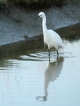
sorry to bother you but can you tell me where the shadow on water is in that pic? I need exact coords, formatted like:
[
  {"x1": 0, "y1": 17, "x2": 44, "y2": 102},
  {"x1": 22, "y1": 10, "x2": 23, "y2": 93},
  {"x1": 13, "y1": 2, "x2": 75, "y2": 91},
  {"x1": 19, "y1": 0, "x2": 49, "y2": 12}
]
[
  {"x1": 0, "y1": 37, "x2": 44, "y2": 61},
  {"x1": 36, "y1": 57, "x2": 64, "y2": 101}
]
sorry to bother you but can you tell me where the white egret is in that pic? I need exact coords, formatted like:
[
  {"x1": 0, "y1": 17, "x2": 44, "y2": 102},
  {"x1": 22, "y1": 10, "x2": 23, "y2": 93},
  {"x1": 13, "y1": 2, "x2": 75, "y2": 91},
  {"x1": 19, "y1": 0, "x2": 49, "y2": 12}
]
[{"x1": 35, "y1": 12, "x2": 63, "y2": 61}]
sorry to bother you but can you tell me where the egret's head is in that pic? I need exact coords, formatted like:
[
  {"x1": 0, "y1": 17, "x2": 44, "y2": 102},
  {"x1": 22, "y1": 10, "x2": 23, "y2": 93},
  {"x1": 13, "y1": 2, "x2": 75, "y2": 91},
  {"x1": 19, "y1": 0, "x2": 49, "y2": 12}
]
[
  {"x1": 38, "y1": 12, "x2": 45, "y2": 18},
  {"x1": 35, "y1": 12, "x2": 46, "y2": 21}
]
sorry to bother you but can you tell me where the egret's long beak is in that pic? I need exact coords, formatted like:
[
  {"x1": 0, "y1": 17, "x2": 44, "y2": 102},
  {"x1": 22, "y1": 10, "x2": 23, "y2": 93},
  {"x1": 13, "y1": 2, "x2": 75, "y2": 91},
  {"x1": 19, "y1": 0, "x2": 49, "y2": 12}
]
[{"x1": 34, "y1": 16, "x2": 40, "y2": 21}]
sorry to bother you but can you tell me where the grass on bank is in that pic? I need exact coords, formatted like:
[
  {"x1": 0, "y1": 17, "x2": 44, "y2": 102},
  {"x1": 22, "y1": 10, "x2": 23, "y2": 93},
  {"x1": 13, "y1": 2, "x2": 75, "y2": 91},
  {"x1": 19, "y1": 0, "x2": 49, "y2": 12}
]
[{"x1": 0, "y1": 0, "x2": 74, "y2": 9}]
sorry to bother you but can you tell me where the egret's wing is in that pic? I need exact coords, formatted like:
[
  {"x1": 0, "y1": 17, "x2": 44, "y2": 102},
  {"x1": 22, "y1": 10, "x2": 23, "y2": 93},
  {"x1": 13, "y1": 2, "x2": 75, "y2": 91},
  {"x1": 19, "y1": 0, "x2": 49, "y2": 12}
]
[{"x1": 48, "y1": 29, "x2": 63, "y2": 47}]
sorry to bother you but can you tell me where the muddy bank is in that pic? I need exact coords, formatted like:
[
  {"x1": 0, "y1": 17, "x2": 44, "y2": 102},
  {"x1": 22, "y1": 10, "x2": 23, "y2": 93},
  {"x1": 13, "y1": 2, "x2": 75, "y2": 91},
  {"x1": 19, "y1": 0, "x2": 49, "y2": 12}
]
[{"x1": 0, "y1": 0, "x2": 80, "y2": 46}]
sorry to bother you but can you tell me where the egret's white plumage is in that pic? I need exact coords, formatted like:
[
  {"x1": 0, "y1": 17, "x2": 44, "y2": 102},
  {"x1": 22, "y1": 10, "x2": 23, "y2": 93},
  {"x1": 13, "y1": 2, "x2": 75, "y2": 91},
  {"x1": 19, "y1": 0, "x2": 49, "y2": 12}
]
[{"x1": 36, "y1": 12, "x2": 63, "y2": 61}]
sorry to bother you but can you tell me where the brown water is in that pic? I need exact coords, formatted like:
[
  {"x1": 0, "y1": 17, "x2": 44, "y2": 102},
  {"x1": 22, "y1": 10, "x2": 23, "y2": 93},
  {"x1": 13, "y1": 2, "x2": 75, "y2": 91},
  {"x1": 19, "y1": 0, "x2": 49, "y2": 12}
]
[{"x1": 0, "y1": 38, "x2": 80, "y2": 106}]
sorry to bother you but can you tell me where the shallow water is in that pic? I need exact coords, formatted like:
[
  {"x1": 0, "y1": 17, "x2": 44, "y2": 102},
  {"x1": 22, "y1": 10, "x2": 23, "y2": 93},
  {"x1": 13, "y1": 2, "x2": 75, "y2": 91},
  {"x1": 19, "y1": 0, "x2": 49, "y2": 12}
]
[{"x1": 0, "y1": 38, "x2": 80, "y2": 106}]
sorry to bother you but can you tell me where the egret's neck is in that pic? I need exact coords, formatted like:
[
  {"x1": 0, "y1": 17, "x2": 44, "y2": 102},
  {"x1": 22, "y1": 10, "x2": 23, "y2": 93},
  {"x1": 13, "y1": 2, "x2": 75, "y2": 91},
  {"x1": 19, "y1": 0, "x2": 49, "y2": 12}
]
[{"x1": 42, "y1": 16, "x2": 47, "y2": 34}]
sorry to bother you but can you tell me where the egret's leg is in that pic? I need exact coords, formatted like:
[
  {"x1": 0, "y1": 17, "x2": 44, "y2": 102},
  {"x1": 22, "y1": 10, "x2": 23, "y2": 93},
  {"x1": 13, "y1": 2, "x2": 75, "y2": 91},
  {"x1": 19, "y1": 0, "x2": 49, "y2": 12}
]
[
  {"x1": 57, "y1": 50, "x2": 58, "y2": 61},
  {"x1": 48, "y1": 49, "x2": 50, "y2": 62},
  {"x1": 56, "y1": 50, "x2": 59, "y2": 61}
]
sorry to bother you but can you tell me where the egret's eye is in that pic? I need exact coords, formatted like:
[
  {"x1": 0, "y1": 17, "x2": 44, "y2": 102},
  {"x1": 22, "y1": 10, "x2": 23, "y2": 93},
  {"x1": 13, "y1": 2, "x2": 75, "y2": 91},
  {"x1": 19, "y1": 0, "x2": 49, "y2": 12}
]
[{"x1": 39, "y1": 15, "x2": 42, "y2": 17}]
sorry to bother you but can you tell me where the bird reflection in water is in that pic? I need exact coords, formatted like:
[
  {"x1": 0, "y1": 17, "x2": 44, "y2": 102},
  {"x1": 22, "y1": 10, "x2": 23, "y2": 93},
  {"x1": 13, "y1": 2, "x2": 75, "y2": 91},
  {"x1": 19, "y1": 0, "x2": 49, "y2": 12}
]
[{"x1": 36, "y1": 57, "x2": 64, "y2": 101}]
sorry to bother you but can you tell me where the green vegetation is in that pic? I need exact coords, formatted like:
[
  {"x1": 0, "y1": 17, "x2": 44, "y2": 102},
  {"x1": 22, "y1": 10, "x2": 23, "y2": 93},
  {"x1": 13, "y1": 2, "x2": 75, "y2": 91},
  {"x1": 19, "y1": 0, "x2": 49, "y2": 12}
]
[
  {"x1": 14, "y1": 0, "x2": 67, "y2": 8},
  {"x1": 0, "y1": 0, "x2": 73, "y2": 9},
  {"x1": 0, "y1": 0, "x2": 7, "y2": 3}
]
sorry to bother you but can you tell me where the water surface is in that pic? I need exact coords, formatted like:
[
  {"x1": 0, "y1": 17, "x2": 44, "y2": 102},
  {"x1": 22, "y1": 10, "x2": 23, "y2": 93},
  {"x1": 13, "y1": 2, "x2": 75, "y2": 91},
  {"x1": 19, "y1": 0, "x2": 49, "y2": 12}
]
[{"x1": 0, "y1": 38, "x2": 80, "y2": 106}]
